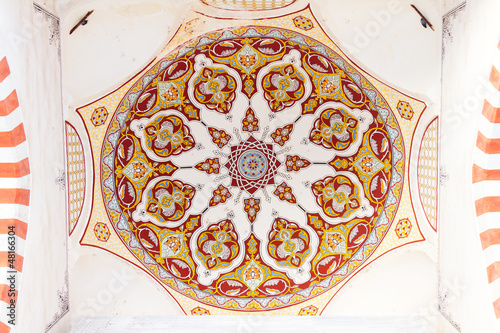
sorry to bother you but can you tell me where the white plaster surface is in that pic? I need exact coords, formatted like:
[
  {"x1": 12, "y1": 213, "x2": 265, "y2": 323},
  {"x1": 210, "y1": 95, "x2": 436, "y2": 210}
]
[
  {"x1": 440, "y1": 0, "x2": 500, "y2": 332},
  {"x1": 0, "y1": 1, "x2": 69, "y2": 333},
  {"x1": 71, "y1": 315, "x2": 435, "y2": 332}
]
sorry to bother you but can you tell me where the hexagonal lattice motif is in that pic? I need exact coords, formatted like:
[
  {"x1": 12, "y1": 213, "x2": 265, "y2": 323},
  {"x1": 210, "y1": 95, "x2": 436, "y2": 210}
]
[
  {"x1": 201, "y1": 0, "x2": 296, "y2": 11},
  {"x1": 298, "y1": 305, "x2": 318, "y2": 316},
  {"x1": 94, "y1": 222, "x2": 110, "y2": 242},
  {"x1": 65, "y1": 122, "x2": 85, "y2": 235},
  {"x1": 397, "y1": 101, "x2": 414, "y2": 120},
  {"x1": 395, "y1": 219, "x2": 412, "y2": 238},
  {"x1": 91, "y1": 107, "x2": 109, "y2": 126},
  {"x1": 417, "y1": 118, "x2": 438, "y2": 231},
  {"x1": 293, "y1": 16, "x2": 313, "y2": 31},
  {"x1": 191, "y1": 307, "x2": 210, "y2": 315}
]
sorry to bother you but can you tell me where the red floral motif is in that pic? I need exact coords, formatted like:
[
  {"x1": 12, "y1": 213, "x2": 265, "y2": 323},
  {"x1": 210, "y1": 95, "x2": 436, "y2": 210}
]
[
  {"x1": 273, "y1": 182, "x2": 296, "y2": 203},
  {"x1": 209, "y1": 38, "x2": 286, "y2": 98},
  {"x1": 144, "y1": 114, "x2": 195, "y2": 158},
  {"x1": 195, "y1": 158, "x2": 220, "y2": 174},
  {"x1": 243, "y1": 197, "x2": 261, "y2": 223},
  {"x1": 146, "y1": 179, "x2": 196, "y2": 224},
  {"x1": 209, "y1": 185, "x2": 232, "y2": 207},
  {"x1": 241, "y1": 107, "x2": 259, "y2": 133},
  {"x1": 133, "y1": 215, "x2": 200, "y2": 283},
  {"x1": 309, "y1": 108, "x2": 358, "y2": 151},
  {"x1": 216, "y1": 236, "x2": 291, "y2": 298},
  {"x1": 305, "y1": 213, "x2": 374, "y2": 277},
  {"x1": 208, "y1": 127, "x2": 232, "y2": 148},
  {"x1": 262, "y1": 64, "x2": 306, "y2": 112},
  {"x1": 311, "y1": 176, "x2": 361, "y2": 219},
  {"x1": 270, "y1": 124, "x2": 293, "y2": 146},
  {"x1": 285, "y1": 155, "x2": 311, "y2": 172},
  {"x1": 301, "y1": 53, "x2": 342, "y2": 115},
  {"x1": 196, "y1": 219, "x2": 240, "y2": 270},
  {"x1": 267, "y1": 217, "x2": 310, "y2": 268},
  {"x1": 193, "y1": 67, "x2": 237, "y2": 114},
  {"x1": 135, "y1": 59, "x2": 201, "y2": 121}
]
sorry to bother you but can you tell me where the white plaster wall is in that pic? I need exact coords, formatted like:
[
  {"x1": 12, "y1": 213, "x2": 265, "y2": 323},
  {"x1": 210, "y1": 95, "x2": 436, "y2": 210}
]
[
  {"x1": 61, "y1": 0, "x2": 194, "y2": 102},
  {"x1": 440, "y1": 0, "x2": 500, "y2": 332},
  {"x1": 316, "y1": 0, "x2": 441, "y2": 102},
  {"x1": 0, "y1": 1, "x2": 69, "y2": 333},
  {"x1": 61, "y1": 0, "x2": 441, "y2": 328},
  {"x1": 35, "y1": 0, "x2": 59, "y2": 14},
  {"x1": 62, "y1": 0, "x2": 196, "y2": 318}
]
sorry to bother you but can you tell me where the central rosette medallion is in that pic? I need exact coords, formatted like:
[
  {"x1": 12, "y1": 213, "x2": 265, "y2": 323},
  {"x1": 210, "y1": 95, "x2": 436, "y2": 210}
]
[{"x1": 225, "y1": 136, "x2": 281, "y2": 195}]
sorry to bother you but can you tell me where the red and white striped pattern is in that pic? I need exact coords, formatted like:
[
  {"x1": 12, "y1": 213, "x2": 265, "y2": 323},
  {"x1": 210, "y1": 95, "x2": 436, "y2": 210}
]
[
  {"x1": 0, "y1": 51, "x2": 30, "y2": 332},
  {"x1": 473, "y1": 40, "x2": 500, "y2": 323}
]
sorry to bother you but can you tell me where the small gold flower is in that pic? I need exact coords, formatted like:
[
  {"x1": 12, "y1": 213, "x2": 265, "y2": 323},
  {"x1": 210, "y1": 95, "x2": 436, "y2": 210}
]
[
  {"x1": 132, "y1": 162, "x2": 147, "y2": 179},
  {"x1": 163, "y1": 86, "x2": 178, "y2": 101},
  {"x1": 240, "y1": 54, "x2": 256, "y2": 68},
  {"x1": 321, "y1": 78, "x2": 337, "y2": 94},
  {"x1": 327, "y1": 233, "x2": 342, "y2": 249},
  {"x1": 165, "y1": 237, "x2": 181, "y2": 252},
  {"x1": 245, "y1": 266, "x2": 261, "y2": 280},
  {"x1": 360, "y1": 157, "x2": 373, "y2": 173}
]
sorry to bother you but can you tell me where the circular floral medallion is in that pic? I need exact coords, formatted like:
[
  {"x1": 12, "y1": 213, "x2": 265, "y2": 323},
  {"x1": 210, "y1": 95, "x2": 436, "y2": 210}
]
[
  {"x1": 227, "y1": 136, "x2": 281, "y2": 194},
  {"x1": 101, "y1": 26, "x2": 404, "y2": 311},
  {"x1": 237, "y1": 149, "x2": 269, "y2": 179}
]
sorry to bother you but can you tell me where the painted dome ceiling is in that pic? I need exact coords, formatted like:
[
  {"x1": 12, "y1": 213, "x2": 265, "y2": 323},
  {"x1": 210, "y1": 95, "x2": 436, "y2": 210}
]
[{"x1": 68, "y1": 6, "x2": 435, "y2": 315}]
